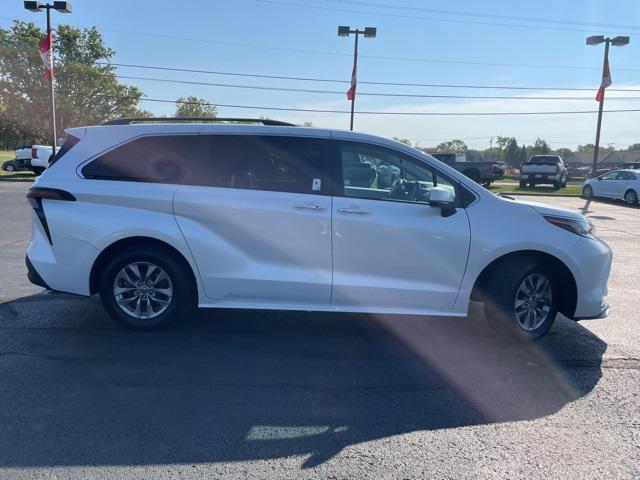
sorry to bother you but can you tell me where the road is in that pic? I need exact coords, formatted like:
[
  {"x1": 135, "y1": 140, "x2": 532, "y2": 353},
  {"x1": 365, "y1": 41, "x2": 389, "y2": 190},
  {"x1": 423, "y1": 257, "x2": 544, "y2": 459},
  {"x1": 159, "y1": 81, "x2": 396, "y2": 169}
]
[{"x1": 0, "y1": 182, "x2": 638, "y2": 479}]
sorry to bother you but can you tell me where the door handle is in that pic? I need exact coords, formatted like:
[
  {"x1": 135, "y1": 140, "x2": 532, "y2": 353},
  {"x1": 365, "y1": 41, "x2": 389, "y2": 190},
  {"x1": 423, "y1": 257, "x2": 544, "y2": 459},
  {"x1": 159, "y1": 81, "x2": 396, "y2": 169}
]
[
  {"x1": 293, "y1": 202, "x2": 326, "y2": 211},
  {"x1": 337, "y1": 207, "x2": 370, "y2": 215}
]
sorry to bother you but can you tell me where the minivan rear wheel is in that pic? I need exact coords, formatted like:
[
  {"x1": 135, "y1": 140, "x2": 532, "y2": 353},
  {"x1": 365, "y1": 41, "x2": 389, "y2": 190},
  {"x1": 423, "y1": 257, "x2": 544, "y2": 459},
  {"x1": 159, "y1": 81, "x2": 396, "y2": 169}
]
[
  {"x1": 99, "y1": 247, "x2": 194, "y2": 330},
  {"x1": 483, "y1": 259, "x2": 557, "y2": 339}
]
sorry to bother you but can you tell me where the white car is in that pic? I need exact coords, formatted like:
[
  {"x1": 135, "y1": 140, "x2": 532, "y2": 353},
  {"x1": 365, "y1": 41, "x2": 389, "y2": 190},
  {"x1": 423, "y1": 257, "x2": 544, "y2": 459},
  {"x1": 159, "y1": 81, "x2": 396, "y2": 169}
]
[
  {"x1": 25, "y1": 118, "x2": 612, "y2": 338},
  {"x1": 583, "y1": 169, "x2": 640, "y2": 206}
]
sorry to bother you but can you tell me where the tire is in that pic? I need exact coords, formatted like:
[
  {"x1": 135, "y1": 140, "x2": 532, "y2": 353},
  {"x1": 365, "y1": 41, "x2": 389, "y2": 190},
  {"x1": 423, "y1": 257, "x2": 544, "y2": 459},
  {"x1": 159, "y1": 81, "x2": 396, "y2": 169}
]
[
  {"x1": 582, "y1": 184, "x2": 593, "y2": 199},
  {"x1": 552, "y1": 181, "x2": 561, "y2": 189},
  {"x1": 519, "y1": 180, "x2": 527, "y2": 188},
  {"x1": 5, "y1": 164, "x2": 14, "y2": 172},
  {"x1": 483, "y1": 259, "x2": 557, "y2": 340},
  {"x1": 98, "y1": 246, "x2": 195, "y2": 331},
  {"x1": 32, "y1": 167, "x2": 45, "y2": 175},
  {"x1": 561, "y1": 178, "x2": 567, "y2": 188},
  {"x1": 624, "y1": 189, "x2": 638, "y2": 206}
]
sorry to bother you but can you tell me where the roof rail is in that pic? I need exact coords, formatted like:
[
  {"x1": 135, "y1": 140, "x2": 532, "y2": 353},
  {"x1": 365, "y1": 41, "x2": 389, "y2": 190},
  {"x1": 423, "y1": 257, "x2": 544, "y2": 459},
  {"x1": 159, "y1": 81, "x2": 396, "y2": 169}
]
[{"x1": 101, "y1": 117, "x2": 297, "y2": 127}]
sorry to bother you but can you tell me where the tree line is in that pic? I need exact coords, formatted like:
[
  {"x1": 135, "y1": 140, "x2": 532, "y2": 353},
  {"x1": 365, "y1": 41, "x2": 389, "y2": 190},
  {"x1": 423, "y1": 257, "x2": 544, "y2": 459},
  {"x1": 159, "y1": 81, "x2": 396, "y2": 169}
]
[{"x1": 0, "y1": 21, "x2": 217, "y2": 149}]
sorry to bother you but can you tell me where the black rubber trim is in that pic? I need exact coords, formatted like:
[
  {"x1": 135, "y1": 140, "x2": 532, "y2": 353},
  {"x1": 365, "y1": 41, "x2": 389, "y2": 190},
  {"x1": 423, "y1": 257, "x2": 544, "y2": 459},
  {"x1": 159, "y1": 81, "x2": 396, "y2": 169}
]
[
  {"x1": 27, "y1": 187, "x2": 77, "y2": 201},
  {"x1": 26, "y1": 255, "x2": 50, "y2": 289}
]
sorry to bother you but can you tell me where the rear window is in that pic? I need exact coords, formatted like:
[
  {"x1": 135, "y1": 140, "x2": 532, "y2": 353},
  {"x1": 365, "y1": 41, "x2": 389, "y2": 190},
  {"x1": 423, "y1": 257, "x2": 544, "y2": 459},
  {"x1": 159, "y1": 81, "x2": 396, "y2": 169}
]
[
  {"x1": 82, "y1": 135, "x2": 209, "y2": 184},
  {"x1": 206, "y1": 135, "x2": 331, "y2": 195},
  {"x1": 49, "y1": 135, "x2": 80, "y2": 168},
  {"x1": 528, "y1": 156, "x2": 561, "y2": 165}
]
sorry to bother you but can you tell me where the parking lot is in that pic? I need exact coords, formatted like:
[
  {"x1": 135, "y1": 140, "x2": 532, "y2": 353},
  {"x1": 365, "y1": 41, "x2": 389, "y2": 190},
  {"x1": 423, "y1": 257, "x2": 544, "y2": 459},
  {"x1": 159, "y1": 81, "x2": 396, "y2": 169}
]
[{"x1": 0, "y1": 181, "x2": 638, "y2": 479}]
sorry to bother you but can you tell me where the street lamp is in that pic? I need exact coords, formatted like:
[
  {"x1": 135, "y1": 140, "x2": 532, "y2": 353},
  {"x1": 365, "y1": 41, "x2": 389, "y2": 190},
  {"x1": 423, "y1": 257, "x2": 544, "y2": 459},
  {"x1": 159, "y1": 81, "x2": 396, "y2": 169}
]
[
  {"x1": 586, "y1": 34, "x2": 629, "y2": 175},
  {"x1": 23, "y1": 1, "x2": 72, "y2": 160},
  {"x1": 338, "y1": 25, "x2": 377, "y2": 130}
]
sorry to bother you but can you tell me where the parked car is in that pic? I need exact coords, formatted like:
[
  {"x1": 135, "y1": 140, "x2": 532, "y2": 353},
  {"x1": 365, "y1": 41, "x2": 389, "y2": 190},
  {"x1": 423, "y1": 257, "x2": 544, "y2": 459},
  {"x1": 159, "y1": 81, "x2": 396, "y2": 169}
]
[
  {"x1": 25, "y1": 118, "x2": 611, "y2": 339},
  {"x1": 1, "y1": 158, "x2": 30, "y2": 172},
  {"x1": 615, "y1": 162, "x2": 640, "y2": 170},
  {"x1": 520, "y1": 155, "x2": 568, "y2": 188},
  {"x1": 428, "y1": 152, "x2": 505, "y2": 186},
  {"x1": 27, "y1": 144, "x2": 60, "y2": 175},
  {"x1": 582, "y1": 169, "x2": 640, "y2": 206}
]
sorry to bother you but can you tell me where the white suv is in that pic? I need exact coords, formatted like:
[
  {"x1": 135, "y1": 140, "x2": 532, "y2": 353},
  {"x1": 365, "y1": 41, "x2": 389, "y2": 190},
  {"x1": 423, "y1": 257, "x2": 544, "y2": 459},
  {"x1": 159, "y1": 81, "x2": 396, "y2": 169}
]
[{"x1": 25, "y1": 118, "x2": 612, "y2": 338}]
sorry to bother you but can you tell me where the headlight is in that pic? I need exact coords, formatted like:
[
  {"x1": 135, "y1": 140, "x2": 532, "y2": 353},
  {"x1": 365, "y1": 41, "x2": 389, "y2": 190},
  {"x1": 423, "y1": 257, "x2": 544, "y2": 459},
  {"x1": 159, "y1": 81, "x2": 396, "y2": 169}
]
[{"x1": 544, "y1": 215, "x2": 595, "y2": 237}]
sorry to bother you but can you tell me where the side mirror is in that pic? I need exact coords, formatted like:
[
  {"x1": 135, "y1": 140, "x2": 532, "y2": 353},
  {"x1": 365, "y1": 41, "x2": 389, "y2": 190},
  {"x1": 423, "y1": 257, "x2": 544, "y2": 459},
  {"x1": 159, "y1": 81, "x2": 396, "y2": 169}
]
[{"x1": 428, "y1": 187, "x2": 456, "y2": 217}]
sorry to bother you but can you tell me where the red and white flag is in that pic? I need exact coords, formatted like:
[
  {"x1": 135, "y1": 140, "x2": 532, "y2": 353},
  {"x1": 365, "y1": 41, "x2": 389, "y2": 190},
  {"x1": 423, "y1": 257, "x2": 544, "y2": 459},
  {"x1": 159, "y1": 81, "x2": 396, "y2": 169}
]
[
  {"x1": 346, "y1": 49, "x2": 357, "y2": 100},
  {"x1": 595, "y1": 56, "x2": 611, "y2": 103},
  {"x1": 39, "y1": 31, "x2": 54, "y2": 80}
]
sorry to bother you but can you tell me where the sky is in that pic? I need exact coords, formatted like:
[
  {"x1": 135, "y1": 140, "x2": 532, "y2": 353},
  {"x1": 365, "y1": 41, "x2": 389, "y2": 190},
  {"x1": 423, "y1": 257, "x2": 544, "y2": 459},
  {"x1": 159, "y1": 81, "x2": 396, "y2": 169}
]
[{"x1": 2, "y1": 0, "x2": 640, "y2": 149}]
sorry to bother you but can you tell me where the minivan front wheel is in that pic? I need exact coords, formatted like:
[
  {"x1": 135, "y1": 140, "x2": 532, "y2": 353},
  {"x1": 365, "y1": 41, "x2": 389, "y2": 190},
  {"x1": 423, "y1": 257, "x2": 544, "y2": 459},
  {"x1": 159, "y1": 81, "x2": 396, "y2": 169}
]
[
  {"x1": 99, "y1": 247, "x2": 194, "y2": 330},
  {"x1": 484, "y1": 260, "x2": 557, "y2": 339}
]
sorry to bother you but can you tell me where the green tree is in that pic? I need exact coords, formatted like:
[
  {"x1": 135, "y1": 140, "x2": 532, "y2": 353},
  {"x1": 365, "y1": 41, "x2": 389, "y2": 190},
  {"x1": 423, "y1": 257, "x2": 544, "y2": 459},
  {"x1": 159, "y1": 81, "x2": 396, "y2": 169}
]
[
  {"x1": 519, "y1": 144, "x2": 528, "y2": 166},
  {"x1": 0, "y1": 21, "x2": 147, "y2": 144},
  {"x1": 576, "y1": 143, "x2": 609, "y2": 153},
  {"x1": 435, "y1": 139, "x2": 468, "y2": 153},
  {"x1": 554, "y1": 147, "x2": 572, "y2": 159},
  {"x1": 531, "y1": 138, "x2": 550, "y2": 155},
  {"x1": 628, "y1": 143, "x2": 640, "y2": 151},
  {"x1": 504, "y1": 138, "x2": 520, "y2": 167},
  {"x1": 393, "y1": 137, "x2": 414, "y2": 147},
  {"x1": 175, "y1": 96, "x2": 217, "y2": 118}
]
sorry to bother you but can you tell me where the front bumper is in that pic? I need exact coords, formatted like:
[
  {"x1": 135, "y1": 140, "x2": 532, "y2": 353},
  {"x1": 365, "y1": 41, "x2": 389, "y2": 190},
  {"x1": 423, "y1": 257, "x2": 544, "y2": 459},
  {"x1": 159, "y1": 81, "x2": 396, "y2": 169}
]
[{"x1": 568, "y1": 236, "x2": 612, "y2": 319}]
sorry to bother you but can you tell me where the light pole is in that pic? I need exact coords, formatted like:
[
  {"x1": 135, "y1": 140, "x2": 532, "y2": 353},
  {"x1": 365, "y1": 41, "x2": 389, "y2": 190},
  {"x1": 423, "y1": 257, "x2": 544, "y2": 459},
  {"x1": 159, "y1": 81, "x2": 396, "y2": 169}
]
[
  {"x1": 586, "y1": 34, "x2": 629, "y2": 175},
  {"x1": 24, "y1": 1, "x2": 72, "y2": 156},
  {"x1": 338, "y1": 25, "x2": 376, "y2": 131}
]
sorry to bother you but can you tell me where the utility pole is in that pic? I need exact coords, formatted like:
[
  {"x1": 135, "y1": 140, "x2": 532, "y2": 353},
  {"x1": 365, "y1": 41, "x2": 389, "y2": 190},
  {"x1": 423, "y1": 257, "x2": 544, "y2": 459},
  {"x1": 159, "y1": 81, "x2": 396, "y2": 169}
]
[
  {"x1": 586, "y1": 34, "x2": 629, "y2": 175},
  {"x1": 338, "y1": 26, "x2": 377, "y2": 131},
  {"x1": 24, "y1": 1, "x2": 73, "y2": 158}
]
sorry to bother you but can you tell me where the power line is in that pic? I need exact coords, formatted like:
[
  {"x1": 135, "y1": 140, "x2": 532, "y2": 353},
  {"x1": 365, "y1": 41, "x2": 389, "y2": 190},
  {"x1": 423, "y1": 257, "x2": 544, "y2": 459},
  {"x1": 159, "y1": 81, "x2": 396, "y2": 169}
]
[
  {"x1": 105, "y1": 62, "x2": 640, "y2": 92},
  {"x1": 140, "y1": 96, "x2": 640, "y2": 116},
  {"x1": 258, "y1": 0, "x2": 637, "y2": 36},
  {"x1": 328, "y1": 0, "x2": 640, "y2": 31},
  {"x1": 116, "y1": 74, "x2": 640, "y2": 101},
  {"x1": 3, "y1": 21, "x2": 639, "y2": 73}
]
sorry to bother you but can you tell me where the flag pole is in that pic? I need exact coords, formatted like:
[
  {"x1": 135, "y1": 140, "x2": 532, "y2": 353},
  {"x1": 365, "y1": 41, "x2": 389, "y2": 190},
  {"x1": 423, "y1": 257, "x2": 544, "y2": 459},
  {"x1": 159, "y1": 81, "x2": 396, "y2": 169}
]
[
  {"x1": 349, "y1": 32, "x2": 358, "y2": 131},
  {"x1": 46, "y1": 5, "x2": 57, "y2": 158},
  {"x1": 591, "y1": 38, "x2": 610, "y2": 176}
]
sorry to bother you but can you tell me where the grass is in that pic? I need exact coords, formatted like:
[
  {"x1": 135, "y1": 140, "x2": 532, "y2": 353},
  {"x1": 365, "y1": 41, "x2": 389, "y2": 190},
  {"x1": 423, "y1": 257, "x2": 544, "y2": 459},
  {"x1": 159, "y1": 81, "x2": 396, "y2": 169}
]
[
  {"x1": 0, "y1": 151, "x2": 35, "y2": 181},
  {"x1": 488, "y1": 178, "x2": 583, "y2": 196}
]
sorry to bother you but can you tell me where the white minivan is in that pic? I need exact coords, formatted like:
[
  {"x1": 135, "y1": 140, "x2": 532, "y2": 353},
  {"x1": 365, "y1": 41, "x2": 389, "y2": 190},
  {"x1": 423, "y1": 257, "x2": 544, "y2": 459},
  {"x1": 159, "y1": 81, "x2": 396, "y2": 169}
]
[{"x1": 26, "y1": 118, "x2": 612, "y2": 338}]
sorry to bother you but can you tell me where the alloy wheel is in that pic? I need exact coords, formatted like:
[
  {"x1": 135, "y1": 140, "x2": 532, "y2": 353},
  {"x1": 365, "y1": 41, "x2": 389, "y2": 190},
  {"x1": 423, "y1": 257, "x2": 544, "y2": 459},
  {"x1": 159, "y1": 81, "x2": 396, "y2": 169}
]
[
  {"x1": 113, "y1": 261, "x2": 173, "y2": 319},
  {"x1": 625, "y1": 190, "x2": 637, "y2": 205},
  {"x1": 514, "y1": 273, "x2": 553, "y2": 331}
]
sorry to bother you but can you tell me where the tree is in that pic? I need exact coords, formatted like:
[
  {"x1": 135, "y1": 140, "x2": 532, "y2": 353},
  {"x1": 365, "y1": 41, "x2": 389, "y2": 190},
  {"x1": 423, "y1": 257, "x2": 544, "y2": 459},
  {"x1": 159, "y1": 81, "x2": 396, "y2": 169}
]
[
  {"x1": 435, "y1": 139, "x2": 468, "y2": 153},
  {"x1": 628, "y1": 143, "x2": 640, "y2": 151},
  {"x1": 554, "y1": 147, "x2": 572, "y2": 159},
  {"x1": 504, "y1": 138, "x2": 520, "y2": 167},
  {"x1": 519, "y1": 145, "x2": 528, "y2": 166},
  {"x1": 393, "y1": 137, "x2": 414, "y2": 147},
  {"x1": 175, "y1": 96, "x2": 217, "y2": 118},
  {"x1": 0, "y1": 21, "x2": 147, "y2": 145},
  {"x1": 576, "y1": 143, "x2": 609, "y2": 153},
  {"x1": 531, "y1": 138, "x2": 550, "y2": 155}
]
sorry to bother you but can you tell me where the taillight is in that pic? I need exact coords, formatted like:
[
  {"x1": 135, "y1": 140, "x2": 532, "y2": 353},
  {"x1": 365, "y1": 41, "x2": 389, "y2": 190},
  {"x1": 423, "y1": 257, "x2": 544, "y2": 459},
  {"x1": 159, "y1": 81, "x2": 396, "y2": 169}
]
[
  {"x1": 31, "y1": 148, "x2": 37, "y2": 159},
  {"x1": 26, "y1": 188, "x2": 76, "y2": 244}
]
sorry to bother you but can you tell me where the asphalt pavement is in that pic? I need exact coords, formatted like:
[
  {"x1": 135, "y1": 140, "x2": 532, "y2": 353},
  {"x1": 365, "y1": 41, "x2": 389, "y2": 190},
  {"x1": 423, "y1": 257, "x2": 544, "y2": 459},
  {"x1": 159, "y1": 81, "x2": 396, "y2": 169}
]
[{"x1": 0, "y1": 182, "x2": 638, "y2": 479}]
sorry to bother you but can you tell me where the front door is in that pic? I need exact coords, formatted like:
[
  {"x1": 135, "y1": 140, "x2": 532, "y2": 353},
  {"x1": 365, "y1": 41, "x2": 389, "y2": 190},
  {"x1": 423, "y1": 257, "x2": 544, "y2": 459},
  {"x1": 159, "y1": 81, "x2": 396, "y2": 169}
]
[{"x1": 331, "y1": 140, "x2": 471, "y2": 312}]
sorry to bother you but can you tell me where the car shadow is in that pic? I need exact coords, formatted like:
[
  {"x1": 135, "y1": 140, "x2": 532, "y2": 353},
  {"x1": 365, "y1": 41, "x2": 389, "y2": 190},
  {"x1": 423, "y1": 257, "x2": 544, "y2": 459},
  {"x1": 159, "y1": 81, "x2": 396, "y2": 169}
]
[{"x1": 0, "y1": 294, "x2": 606, "y2": 469}]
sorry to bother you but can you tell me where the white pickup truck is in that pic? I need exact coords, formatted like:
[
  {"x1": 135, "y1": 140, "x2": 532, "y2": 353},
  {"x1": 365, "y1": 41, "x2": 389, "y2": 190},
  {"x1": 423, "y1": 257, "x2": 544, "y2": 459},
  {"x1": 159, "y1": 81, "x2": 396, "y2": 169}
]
[
  {"x1": 519, "y1": 155, "x2": 568, "y2": 189},
  {"x1": 16, "y1": 144, "x2": 60, "y2": 175}
]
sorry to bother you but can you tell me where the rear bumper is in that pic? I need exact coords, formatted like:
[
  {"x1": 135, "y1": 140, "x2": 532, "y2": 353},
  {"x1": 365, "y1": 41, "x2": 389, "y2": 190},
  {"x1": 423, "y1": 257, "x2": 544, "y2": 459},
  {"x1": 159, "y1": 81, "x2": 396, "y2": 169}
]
[{"x1": 26, "y1": 255, "x2": 50, "y2": 289}]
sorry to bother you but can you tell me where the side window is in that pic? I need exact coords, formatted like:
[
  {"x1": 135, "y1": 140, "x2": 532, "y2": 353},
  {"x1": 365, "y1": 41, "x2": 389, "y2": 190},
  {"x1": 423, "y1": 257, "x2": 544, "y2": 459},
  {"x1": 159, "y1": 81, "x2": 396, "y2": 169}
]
[
  {"x1": 208, "y1": 135, "x2": 330, "y2": 195},
  {"x1": 618, "y1": 171, "x2": 636, "y2": 181},
  {"x1": 82, "y1": 135, "x2": 208, "y2": 184},
  {"x1": 600, "y1": 171, "x2": 618, "y2": 180},
  {"x1": 338, "y1": 141, "x2": 456, "y2": 204}
]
